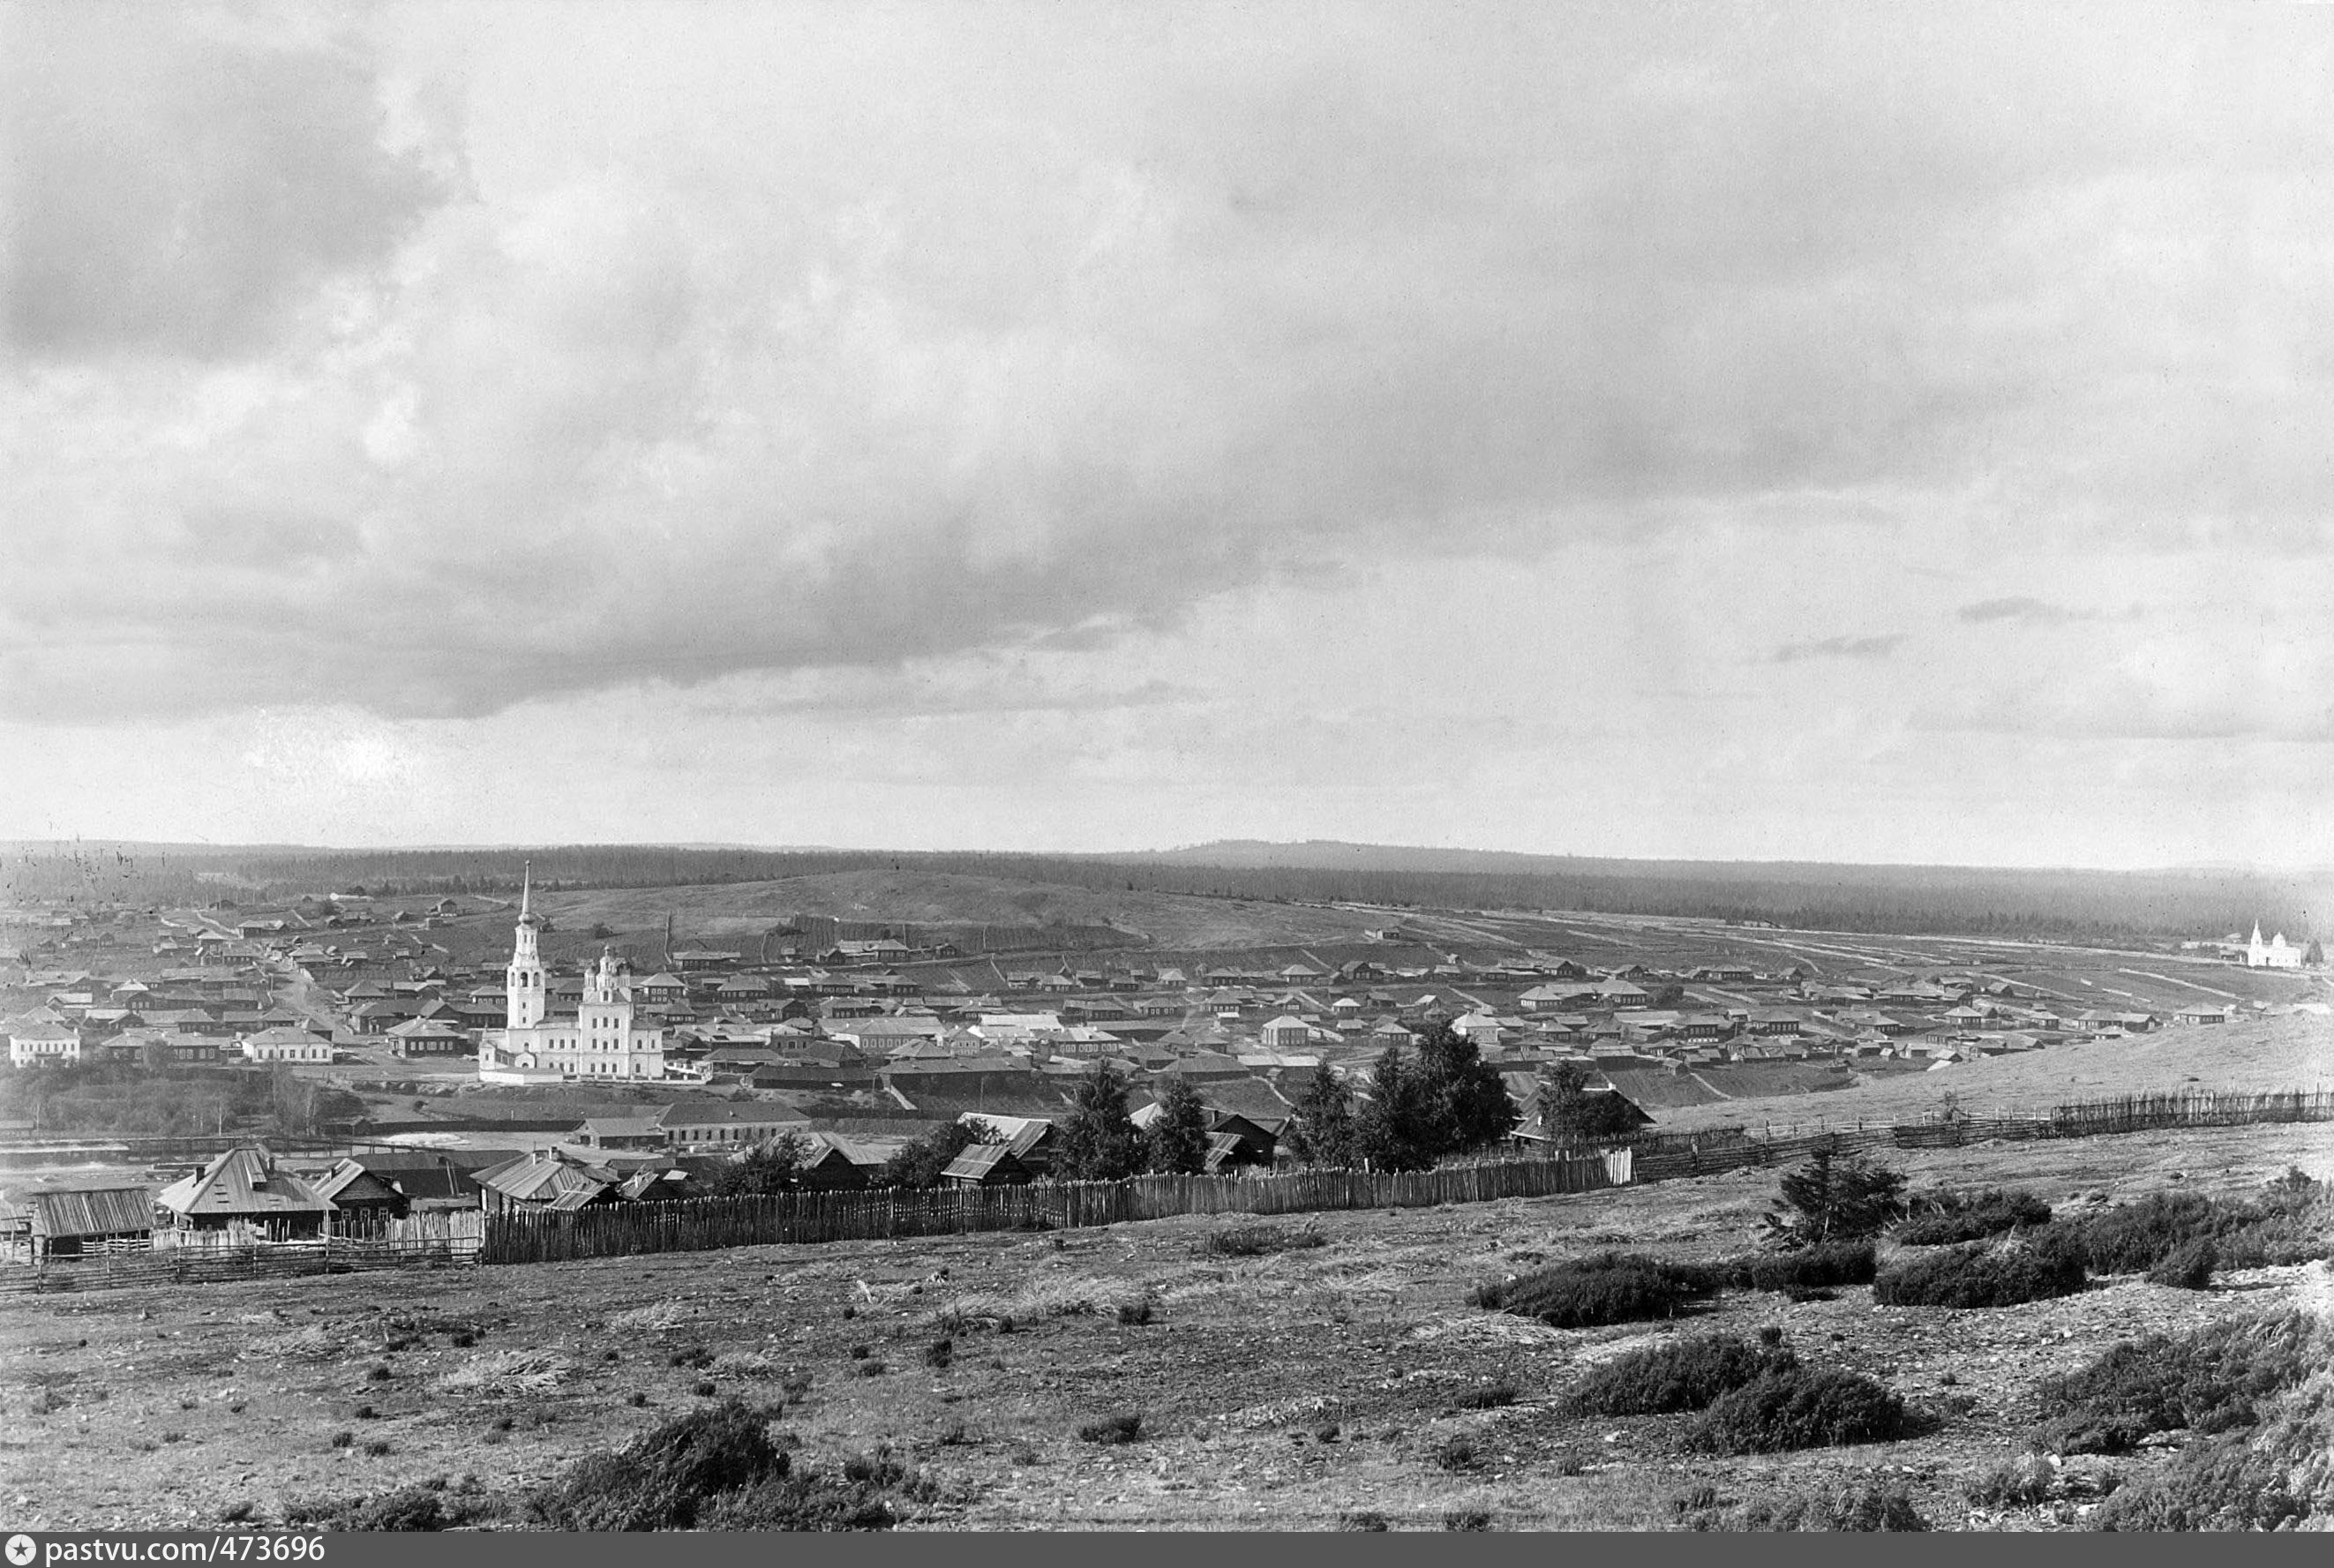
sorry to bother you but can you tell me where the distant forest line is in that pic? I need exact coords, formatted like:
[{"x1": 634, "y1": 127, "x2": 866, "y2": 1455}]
[{"x1": 4, "y1": 840, "x2": 2323, "y2": 949}]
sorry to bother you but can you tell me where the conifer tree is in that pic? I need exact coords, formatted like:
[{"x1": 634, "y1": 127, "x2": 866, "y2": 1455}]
[
  {"x1": 1287, "y1": 1063, "x2": 1358, "y2": 1168},
  {"x1": 1144, "y1": 1075, "x2": 1211, "y2": 1174},
  {"x1": 1055, "y1": 1062, "x2": 1145, "y2": 1181}
]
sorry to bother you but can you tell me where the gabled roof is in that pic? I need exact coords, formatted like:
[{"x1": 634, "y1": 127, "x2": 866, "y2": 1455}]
[
  {"x1": 939, "y1": 1143, "x2": 1029, "y2": 1182},
  {"x1": 157, "y1": 1148, "x2": 334, "y2": 1218},
  {"x1": 23, "y1": 1186, "x2": 157, "y2": 1240}
]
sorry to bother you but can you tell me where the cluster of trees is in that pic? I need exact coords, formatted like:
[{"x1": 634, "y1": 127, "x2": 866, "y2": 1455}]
[
  {"x1": 0, "y1": 1062, "x2": 364, "y2": 1138},
  {"x1": 1280, "y1": 1022, "x2": 1518, "y2": 1172},
  {"x1": 685, "y1": 1024, "x2": 1671, "y2": 1194}
]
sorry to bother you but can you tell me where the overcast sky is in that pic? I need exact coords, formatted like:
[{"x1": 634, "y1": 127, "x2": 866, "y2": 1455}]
[{"x1": 4, "y1": 1, "x2": 2331, "y2": 868}]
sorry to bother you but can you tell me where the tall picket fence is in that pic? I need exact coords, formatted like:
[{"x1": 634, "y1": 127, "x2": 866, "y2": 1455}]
[{"x1": 482, "y1": 1147, "x2": 1634, "y2": 1264}]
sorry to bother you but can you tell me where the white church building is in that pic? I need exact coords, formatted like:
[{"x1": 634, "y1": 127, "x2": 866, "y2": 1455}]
[
  {"x1": 477, "y1": 870, "x2": 667, "y2": 1084},
  {"x1": 2245, "y1": 922, "x2": 2304, "y2": 971}
]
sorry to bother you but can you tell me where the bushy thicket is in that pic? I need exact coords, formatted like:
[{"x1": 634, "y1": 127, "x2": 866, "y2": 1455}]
[
  {"x1": 2144, "y1": 1236, "x2": 2218, "y2": 1290},
  {"x1": 1471, "y1": 1252, "x2": 1721, "y2": 1329},
  {"x1": 2031, "y1": 1310, "x2": 2323, "y2": 1458},
  {"x1": 1728, "y1": 1242, "x2": 1878, "y2": 1293},
  {"x1": 1682, "y1": 1367, "x2": 1910, "y2": 1454},
  {"x1": 2081, "y1": 1311, "x2": 2333, "y2": 1531},
  {"x1": 1734, "y1": 1482, "x2": 1929, "y2": 1532},
  {"x1": 1567, "y1": 1333, "x2": 1798, "y2": 1416},
  {"x1": 2038, "y1": 1172, "x2": 2332, "y2": 1278},
  {"x1": 1871, "y1": 1240, "x2": 2086, "y2": 1309},
  {"x1": 520, "y1": 1397, "x2": 912, "y2": 1531},
  {"x1": 1895, "y1": 1188, "x2": 2053, "y2": 1246}
]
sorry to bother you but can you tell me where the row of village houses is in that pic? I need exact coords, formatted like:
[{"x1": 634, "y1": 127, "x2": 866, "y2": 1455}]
[
  {"x1": 4, "y1": 1045, "x2": 1651, "y2": 1262},
  {"x1": 3, "y1": 946, "x2": 2254, "y2": 1073}
]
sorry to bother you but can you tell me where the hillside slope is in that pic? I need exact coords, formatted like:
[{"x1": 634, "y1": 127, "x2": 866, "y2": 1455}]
[
  {"x1": 1654, "y1": 1012, "x2": 2334, "y2": 1132},
  {"x1": 536, "y1": 871, "x2": 1388, "y2": 950}
]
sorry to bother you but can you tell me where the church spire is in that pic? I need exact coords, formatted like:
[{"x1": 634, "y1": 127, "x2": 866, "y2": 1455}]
[{"x1": 521, "y1": 859, "x2": 531, "y2": 921}]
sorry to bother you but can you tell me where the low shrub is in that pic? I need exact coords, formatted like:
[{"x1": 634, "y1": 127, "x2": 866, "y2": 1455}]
[
  {"x1": 1683, "y1": 1367, "x2": 1910, "y2": 1454},
  {"x1": 2031, "y1": 1309, "x2": 2322, "y2": 1456},
  {"x1": 327, "y1": 1431, "x2": 354, "y2": 1450},
  {"x1": 2042, "y1": 1175, "x2": 2332, "y2": 1278},
  {"x1": 1568, "y1": 1333, "x2": 1797, "y2": 1416},
  {"x1": 524, "y1": 1397, "x2": 787, "y2": 1530},
  {"x1": 693, "y1": 1380, "x2": 718, "y2": 1397},
  {"x1": 627, "y1": 1392, "x2": 649, "y2": 1408},
  {"x1": 1077, "y1": 1412, "x2": 1144, "y2": 1446},
  {"x1": 923, "y1": 1339, "x2": 953, "y2": 1369},
  {"x1": 362, "y1": 1440, "x2": 392, "y2": 1457},
  {"x1": 1340, "y1": 1510, "x2": 1390, "y2": 1532},
  {"x1": 1450, "y1": 1381, "x2": 1518, "y2": 1411},
  {"x1": 696, "y1": 1470, "x2": 899, "y2": 1531},
  {"x1": 1966, "y1": 1453, "x2": 2056, "y2": 1508},
  {"x1": 853, "y1": 1361, "x2": 885, "y2": 1378},
  {"x1": 1895, "y1": 1188, "x2": 2053, "y2": 1246},
  {"x1": 1428, "y1": 1434, "x2": 1480, "y2": 1471},
  {"x1": 366, "y1": 1364, "x2": 394, "y2": 1383},
  {"x1": 670, "y1": 1347, "x2": 715, "y2": 1369},
  {"x1": 1871, "y1": 1241, "x2": 2085, "y2": 1308},
  {"x1": 1114, "y1": 1299, "x2": 1155, "y2": 1326},
  {"x1": 1738, "y1": 1482, "x2": 1928, "y2": 1531},
  {"x1": 1201, "y1": 1224, "x2": 1328, "y2": 1257},
  {"x1": 2145, "y1": 1236, "x2": 2218, "y2": 1290},
  {"x1": 1729, "y1": 1242, "x2": 1877, "y2": 1293},
  {"x1": 847, "y1": 1345, "x2": 872, "y2": 1361},
  {"x1": 1443, "y1": 1508, "x2": 1493, "y2": 1531},
  {"x1": 341, "y1": 1486, "x2": 447, "y2": 1532},
  {"x1": 352, "y1": 1404, "x2": 379, "y2": 1421},
  {"x1": 2088, "y1": 1355, "x2": 2330, "y2": 1534},
  {"x1": 1471, "y1": 1252, "x2": 1721, "y2": 1329}
]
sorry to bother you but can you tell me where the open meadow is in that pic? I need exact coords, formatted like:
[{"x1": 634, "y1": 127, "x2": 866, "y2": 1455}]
[{"x1": 4, "y1": 1116, "x2": 2328, "y2": 1532}]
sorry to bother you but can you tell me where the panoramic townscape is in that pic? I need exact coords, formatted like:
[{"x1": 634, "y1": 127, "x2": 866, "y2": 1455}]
[{"x1": 2, "y1": 844, "x2": 2330, "y2": 1531}]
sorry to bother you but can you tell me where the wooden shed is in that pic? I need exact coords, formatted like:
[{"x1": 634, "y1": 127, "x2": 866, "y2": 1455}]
[
  {"x1": 939, "y1": 1144, "x2": 1033, "y2": 1189},
  {"x1": 22, "y1": 1186, "x2": 158, "y2": 1258}
]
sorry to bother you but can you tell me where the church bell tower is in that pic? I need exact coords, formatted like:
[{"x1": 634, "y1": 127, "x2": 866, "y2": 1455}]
[{"x1": 507, "y1": 861, "x2": 547, "y2": 1029}]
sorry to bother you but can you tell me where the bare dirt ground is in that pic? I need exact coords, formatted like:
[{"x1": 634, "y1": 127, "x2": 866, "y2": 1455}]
[{"x1": 3, "y1": 1120, "x2": 2329, "y2": 1532}]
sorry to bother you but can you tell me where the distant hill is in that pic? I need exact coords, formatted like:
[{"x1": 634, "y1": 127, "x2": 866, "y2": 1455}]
[{"x1": 6, "y1": 837, "x2": 2325, "y2": 948}]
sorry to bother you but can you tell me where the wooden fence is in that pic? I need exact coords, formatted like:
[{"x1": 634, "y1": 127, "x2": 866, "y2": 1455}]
[
  {"x1": 8, "y1": 1087, "x2": 2325, "y2": 1288},
  {"x1": 481, "y1": 1147, "x2": 1635, "y2": 1264},
  {"x1": 0, "y1": 1211, "x2": 483, "y2": 1294},
  {"x1": 1629, "y1": 1088, "x2": 2334, "y2": 1177}
]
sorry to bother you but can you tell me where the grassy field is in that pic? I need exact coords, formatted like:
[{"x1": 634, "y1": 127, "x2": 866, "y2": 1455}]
[
  {"x1": 514, "y1": 871, "x2": 1394, "y2": 953},
  {"x1": 3, "y1": 1119, "x2": 2328, "y2": 1532},
  {"x1": 1655, "y1": 1013, "x2": 2334, "y2": 1135}
]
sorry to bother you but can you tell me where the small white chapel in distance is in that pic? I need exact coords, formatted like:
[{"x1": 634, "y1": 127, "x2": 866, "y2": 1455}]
[
  {"x1": 2245, "y1": 921, "x2": 2303, "y2": 971},
  {"x1": 477, "y1": 866, "x2": 667, "y2": 1084}
]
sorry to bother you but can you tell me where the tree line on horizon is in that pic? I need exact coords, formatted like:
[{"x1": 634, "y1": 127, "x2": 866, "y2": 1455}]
[{"x1": 3, "y1": 842, "x2": 2322, "y2": 947}]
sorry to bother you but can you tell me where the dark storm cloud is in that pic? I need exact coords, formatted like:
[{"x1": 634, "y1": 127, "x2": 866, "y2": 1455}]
[{"x1": 6, "y1": 3, "x2": 2334, "y2": 723}]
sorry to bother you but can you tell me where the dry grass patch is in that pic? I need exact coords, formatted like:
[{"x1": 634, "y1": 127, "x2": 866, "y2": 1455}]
[{"x1": 435, "y1": 1348, "x2": 578, "y2": 1396}]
